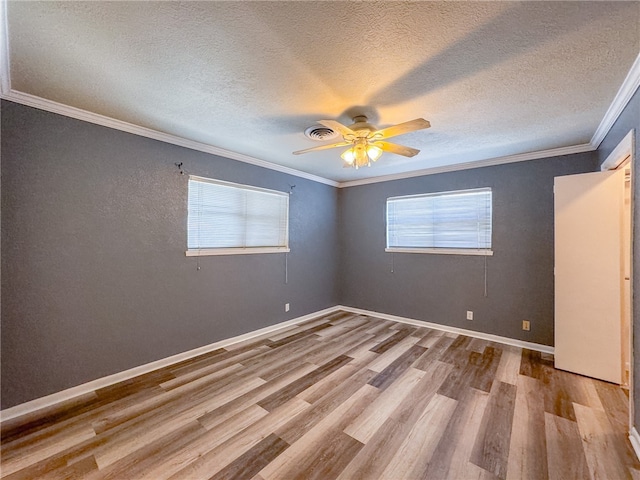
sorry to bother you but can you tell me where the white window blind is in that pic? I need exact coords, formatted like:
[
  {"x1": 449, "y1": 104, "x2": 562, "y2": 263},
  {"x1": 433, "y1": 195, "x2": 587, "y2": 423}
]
[
  {"x1": 187, "y1": 176, "x2": 289, "y2": 256},
  {"x1": 386, "y1": 187, "x2": 492, "y2": 255}
]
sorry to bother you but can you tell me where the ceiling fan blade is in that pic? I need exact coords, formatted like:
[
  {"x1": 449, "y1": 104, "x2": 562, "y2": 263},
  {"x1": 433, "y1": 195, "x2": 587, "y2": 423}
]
[
  {"x1": 317, "y1": 120, "x2": 357, "y2": 138},
  {"x1": 292, "y1": 141, "x2": 351, "y2": 155},
  {"x1": 372, "y1": 118, "x2": 431, "y2": 140},
  {"x1": 374, "y1": 141, "x2": 420, "y2": 157}
]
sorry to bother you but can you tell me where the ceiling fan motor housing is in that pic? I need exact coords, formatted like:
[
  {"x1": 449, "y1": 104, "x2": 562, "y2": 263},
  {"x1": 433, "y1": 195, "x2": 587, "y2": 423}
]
[{"x1": 348, "y1": 115, "x2": 376, "y2": 138}]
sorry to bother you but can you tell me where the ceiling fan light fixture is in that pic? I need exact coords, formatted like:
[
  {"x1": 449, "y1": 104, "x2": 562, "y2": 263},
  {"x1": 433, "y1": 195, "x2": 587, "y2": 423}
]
[
  {"x1": 367, "y1": 144, "x2": 383, "y2": 162},
  {"x1": 340, "y1": 148, "x2": 356, "y2": 165},
  {"x1": 341, "y1": 141, "x2": 383, "y2": 169}
]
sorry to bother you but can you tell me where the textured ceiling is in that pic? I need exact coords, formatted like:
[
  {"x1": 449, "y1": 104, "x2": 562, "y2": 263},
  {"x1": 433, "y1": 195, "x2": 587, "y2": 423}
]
[{"x1": 6, "y1": 1, "x2": 640, "y2": 182}]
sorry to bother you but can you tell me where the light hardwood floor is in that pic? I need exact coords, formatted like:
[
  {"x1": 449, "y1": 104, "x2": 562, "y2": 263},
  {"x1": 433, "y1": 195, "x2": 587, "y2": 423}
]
[{"x1": 1, "y1": 311, "x2": 637, "y2": 479}]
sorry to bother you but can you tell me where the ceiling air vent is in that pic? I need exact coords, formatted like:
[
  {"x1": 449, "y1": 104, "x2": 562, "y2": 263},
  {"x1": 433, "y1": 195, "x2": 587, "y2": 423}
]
[{"x1": 304, "y1": 125, "x2": 339, "y2": 141}]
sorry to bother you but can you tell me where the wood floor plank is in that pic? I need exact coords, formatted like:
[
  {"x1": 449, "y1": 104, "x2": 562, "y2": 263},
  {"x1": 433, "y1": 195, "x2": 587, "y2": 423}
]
[
  {"x1": 209, "y1": 433, "x2": 289, "y2": 480},
  {"x1": 314, "y1": 315, "x2": 366, "y2": 338},
  {"x1": 0, "y1": 425, "x2": 96, "y2": 477},
  {"x1": 471, "y1": 380, "x2": 517, "y2": 479},
  {"x1": 337, "y1": 360, "x2": 453, "y2": 480},
  {"x1": 160, "y1": 349, "x2": 266, "y2": 391},
  {"x1": 368, "y1": 344, "x2": 426, "y2": 390},
  {"x1": 575, "y1": 402, "x2": 631, "y2": 480},
  {"x1": 369, "y1": 327, "x2": 415, "y2": 354},
  {"x1": 93, "y1": 376, "x2": 267, "y2": 469},
  {"x1": 437, "y1": 351, "x2": 480, "y2": 400},
  {"x1": 540, "y1": 364, "x2": 577, "y2": 421},
  {"x1": 49, "y1": 454, "x2": 100, "y2": 480},
  {"x1": 91, "y1": 366, "x2": 259, "y2": 435},
  {"x1": 519, "y1": 349, "x2": 543, "y2": 379},
  {"x1": 494, "y1": 345, "x2": 521, "y2": 385},
  {"x1": 439, "y1": 334, "x2": 474, "y2": 365},
  {"x1": 471, "y1": 345, "x2": 502, "y2": 393},
  {"x1": 276, "y1": 368, "x2": 378, "y2": 445},
  {"x1": 259, "y1": 384, "x2": 376, "y2": 480},
  {"x1": 415, "y1": 328, "x2": 444, "y2": 348},
  {"x1": 257, "y1": 355, "x2": 352, "y2": 412},
  {"x1": 506, "y1": 374, "x2": 548, "y2": 480},
  {"x1": 266, "y1": 323, "x2": 332, "y2": 349},
  {"x1": 165, "y1": 397, "x2": 310, "y2": 480},
  {"x1": 343, "y1": 367, "x2": 426, "y2": 444},
  {"x1": 424, "y1": 387, "x2": 490, "y2": 480},
  {"x1": 296, "y1": 351, "x2": 377, "y2": 404},
  {"x1": 84, "y1": 420, "x2": 208, "y2": 480},
  {"x1": 545, "y1": 412, "x2": 591, "y2": 480},
  {"x1": 413, "y1": 334, "x2": 456, "y2": 370},
  {"x1": 240, "y1": 335, "x2": 321, "y2": 370},
  {"x1": 0, "y1": 392, "x2": 101, "y2": 445},
  {"x1": 196, "y1": 362, "x2": 317, "y2": 431},
  {"x1": 366, "y1": 334, "x2": 420, "y2": 373},
  {"x1": 135, "y1": 404, "x2": 270, "y2": 480},
  {"x1": 378, "y1": 393, "x2": 458, "y2": 479}
]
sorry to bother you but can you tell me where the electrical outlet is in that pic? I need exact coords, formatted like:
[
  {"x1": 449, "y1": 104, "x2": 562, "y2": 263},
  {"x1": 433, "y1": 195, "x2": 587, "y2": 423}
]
[
  {"x1": 466, "y1": 311, "x2": 473, "y2": 321},
  {"x1": 522, "y1": 320, "x2": 530, "y2": 331},
  {"x1": 285, "y1": 303, "x2": 290, "y2": 312}
]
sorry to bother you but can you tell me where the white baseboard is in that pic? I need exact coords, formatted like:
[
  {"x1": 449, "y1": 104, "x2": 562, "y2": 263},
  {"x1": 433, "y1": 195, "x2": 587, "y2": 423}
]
[
  {"x1": 1, "y1": 304, "x2": 555, "y2": 423},
  {"x1": 0, "y1": 306, "x2": 340, "y2": 423},
  {"x1": 337, "y1": 305, "x2": 555, "y2": 354},
  {"x1": 630, "y1": 428, "x2": 640, "y2": 462}
]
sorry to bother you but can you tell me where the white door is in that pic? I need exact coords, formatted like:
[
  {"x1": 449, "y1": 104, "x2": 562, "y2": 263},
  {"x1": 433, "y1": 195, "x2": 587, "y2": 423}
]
[{"x1": 554, "y1": 169, "x2": 624, "y2": 384}]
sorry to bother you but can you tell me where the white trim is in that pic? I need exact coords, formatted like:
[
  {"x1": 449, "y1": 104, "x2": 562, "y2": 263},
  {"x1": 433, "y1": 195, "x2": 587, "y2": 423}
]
[
  {"x1": 592, "y1": 52, "x2": 640, "y2": 149},
  {"x1": 0, "y1": 0, "x2": 10, "y2": 95},
  {"x1": 630, "y1": 428, "x2": 640, "y2": 462},
  {"x1": 336, "y1": 305, "x2": 555, "y2": 354},
  {"x1": 0, "y1": 41, "x2": 635, "y2": 189},
  {"x1": 338, "y1": 144, "x2": 595, "y2": 188},
  {"x1": 0, "y1": 90, "x2": 339, "y2": 188},
  {"x1": 0, "y1": 88, "x2": 600, "y2": 190},
  {"x1": 0, "y1": 306, "x2": 340, "y2": 422},
  {"x1": 186, "y1": 247, "x2": 290, "y2": 256},
  {"x1": 387, "y1": 186, "x2": 492, "y2": 201},
  {"x1": 601, "y1": 129, "x2": 635, "y2": 171},
  {"x1": 188, "y1": 175, "x2": 289, "y2": 196},
  {"x1": 385, "y1": 247, "x2": 493, "y2": 256},
  {"x1": 0, "y1": 304, "x2": 558, "y2": 422}
]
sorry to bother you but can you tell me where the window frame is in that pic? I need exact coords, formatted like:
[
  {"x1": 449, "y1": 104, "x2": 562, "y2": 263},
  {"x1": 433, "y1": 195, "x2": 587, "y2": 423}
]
[
  {"x1": 186, "y1": 175, "x2": 290, "y2": 257},
  {"x1": 385, "y1": 187, "x2": 493, "y2": 256}
]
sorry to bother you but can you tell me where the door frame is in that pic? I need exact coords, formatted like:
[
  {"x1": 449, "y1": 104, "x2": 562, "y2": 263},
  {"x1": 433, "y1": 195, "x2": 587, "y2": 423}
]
[{"x1": 601, "y1": 129, "x2": 635, "y2": 436}]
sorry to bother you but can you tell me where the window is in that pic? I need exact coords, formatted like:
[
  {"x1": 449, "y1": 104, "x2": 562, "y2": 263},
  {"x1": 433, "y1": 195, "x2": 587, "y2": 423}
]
[
  {"x1": 186, "y1": 176, "x2": 289, "y2": 256},
  {"x1": 386, "y1": 187, "x2": 492, "y2": 255}
]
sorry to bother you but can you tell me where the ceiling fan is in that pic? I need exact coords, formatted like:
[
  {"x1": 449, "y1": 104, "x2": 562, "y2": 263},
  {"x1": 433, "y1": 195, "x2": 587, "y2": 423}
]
[{"x1": 293, "y1": 115, "x2": 431, "y2": 169}]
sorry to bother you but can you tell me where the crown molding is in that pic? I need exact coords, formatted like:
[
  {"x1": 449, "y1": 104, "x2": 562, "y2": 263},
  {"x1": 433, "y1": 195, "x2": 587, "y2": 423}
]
[
  {"x1": 591, "y1": 51, "x2": 640, "y2": 148},
  {"x1": 0, "y1": 87, "x2": 600, "y2": 190},
  {"x1": 337, "y1": 143, "x2": 595, "y2": 188},
  {"x1": 0, "y1": 0, "x2": 636, "y2": 191},
  {"x1": 0, "y1": 89, "x2": 339, "y2": 187}
]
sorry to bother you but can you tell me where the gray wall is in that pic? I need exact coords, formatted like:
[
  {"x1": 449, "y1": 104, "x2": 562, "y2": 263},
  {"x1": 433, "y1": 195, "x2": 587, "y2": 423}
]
[
  {"x1": 1, "y1": 94, "x2": 629, "y2": 411},
  {"x1": 1, "y1": 100, "x2": 339, "y2": 409},
  {"x1": 339, "y1": 153, "x2": 598, "y2": 346},
  {"x1": 596, "y1": 88, "x2": 640, "y2": 432}
]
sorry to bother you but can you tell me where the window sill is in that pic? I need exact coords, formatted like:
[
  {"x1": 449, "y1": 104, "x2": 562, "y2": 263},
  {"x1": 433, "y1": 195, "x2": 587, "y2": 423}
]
[
  {"x1": 385, "y1": 247, "x2": 493, "y2": 256},
  {"x1": 186, "y1": 247, "x2": 290, "y2": 257}
]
